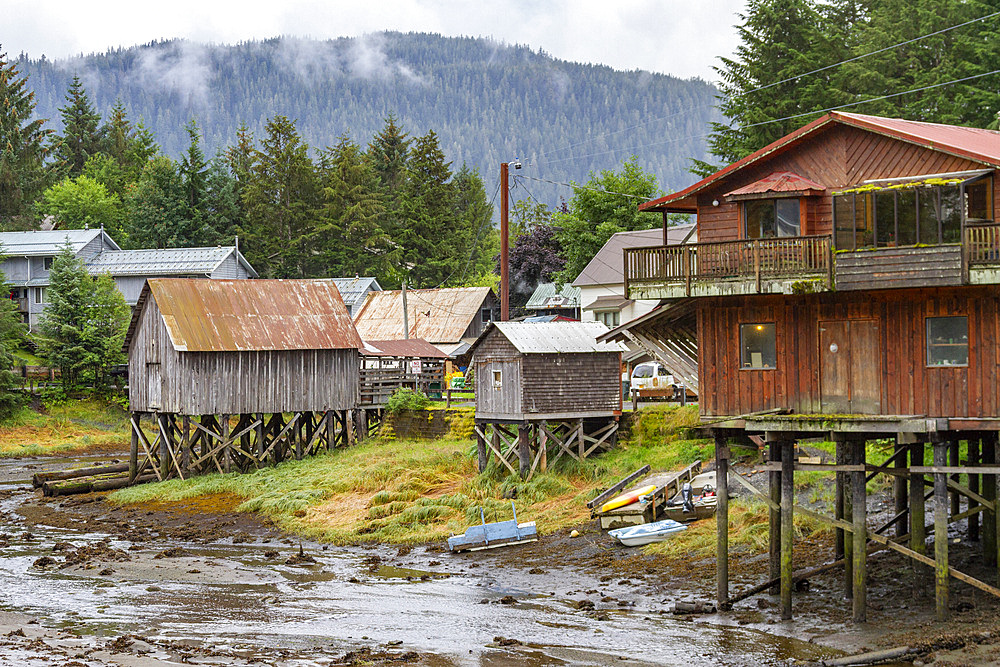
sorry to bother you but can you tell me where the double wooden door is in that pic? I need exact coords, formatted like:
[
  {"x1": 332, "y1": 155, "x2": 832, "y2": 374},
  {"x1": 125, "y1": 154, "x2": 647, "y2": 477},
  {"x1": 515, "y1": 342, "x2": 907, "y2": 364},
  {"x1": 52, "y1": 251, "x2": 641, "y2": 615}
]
[{"x1": 819, "y1": 319, "x2": 881, "y2": 414}]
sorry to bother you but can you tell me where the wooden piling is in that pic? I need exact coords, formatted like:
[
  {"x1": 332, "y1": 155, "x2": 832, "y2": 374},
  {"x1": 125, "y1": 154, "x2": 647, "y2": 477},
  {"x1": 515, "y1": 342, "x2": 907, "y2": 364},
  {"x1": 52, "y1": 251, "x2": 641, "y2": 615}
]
[
  {"x1": 158, "y1": 413, "x2": 170, "y2": 480},
  {"x1": 984, "y1": 436, "x2": 997, "y2": 567},
  {"x1": 949, "y1": 439, "x2": 961, "y2": 518},
  {"x1": 909, "y1": 441, "x2": 926, "y2": 556},
  {"x1": 836, "y1": 440, "x2": 846, "y2": 560},
  {"x1": 781, "y1": 439, "x2": 794, "y2": 620},
  {"x1": 969, "y1": 438, "x2": 980, "y2": 542},
  {"x1": 181, "y1": 415, "x2": 191, "y2": 473},
  {"x1": 477, "y1": 427, "x2": 488, "y2": 472},
  {"x1": 844, "y1": 439, "x2": 854, "y2": 599},
  {"x1": 129, "y1": 413, "x2": 139, "y2": 484},
  {"x1": 517, "y1": 425, "x2": 530, "y2": 479},
  {"x1": 852, "y1": 440, "x2": 867, "y2": 623},
  {"x1": 715, "y1": 436, "x2": 729, "y2": 609},
  {"x1": 933, "y1": 441, "x2": 949, "y2": 621},
  {"x1": 769, "y1": 438, "x2": 782, "y2": 595},
  {"x1": 894, "y1": 440, "x2": 908, "y2": 539}
]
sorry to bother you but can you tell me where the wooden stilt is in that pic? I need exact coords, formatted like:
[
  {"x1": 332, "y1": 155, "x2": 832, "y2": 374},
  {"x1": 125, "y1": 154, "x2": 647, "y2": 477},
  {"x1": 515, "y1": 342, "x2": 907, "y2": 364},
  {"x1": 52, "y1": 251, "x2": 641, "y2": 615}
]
[
  {"x1": 157, "y1": 413, "x2": 170, "y2": 480},
  {"x1": 970, "y1": 438, "x2": 981, "y2": 542},
  {"x1": 129, "y1": 414, "x2": 139, "y2": 484},
  {"x1": 910, "y1": 441, "x2": 926, "y2": 556},
  {"x1": 894, "y1": 440, "x2": 908, "y2": 539},
  {"x1": 518, "y1": 425, "x2": 530, "y2": 479},
  {"x1": 222, "y1": 414, "x2": 231, "y2": 473},
  {"x1": 949, "y1": 439, "x2": 961, "y2": 519},
  {"x1": 781, "y1": 440, "x2": 794, "y2": 620},
  {"x1": 477, "y1": 426, "x2": 488, "y2": 472},
  {"x1": 715, "y1": 435, "x2": 729, "y2": 609},
  {"x1": 769, "y1": 438, "x2": 782, "y2": 596},
  {"x1": 181, "y1": 415, "x2": 192, "y2": 474},
  {"x1": 934, "y1": 441, "x2": 949, "y2": 621},
  {"x1": 256, "y1": 414, "x2": 265, "y2": 465},
  {"x1": 344, "y1": 410, "x2": 355, "y2": 447},
  {"x1": 845, "y1": 439, "x2": 854, "y2": 599},
  {"x1": 984, "y1": 436, "x2": 997, "y2": 567},
  {"x1": 852, "y1": 440, "x2": 867, "y2": 623},
  {"x1": 835, "y1": 440, "x2": 846, "y2": 561}
]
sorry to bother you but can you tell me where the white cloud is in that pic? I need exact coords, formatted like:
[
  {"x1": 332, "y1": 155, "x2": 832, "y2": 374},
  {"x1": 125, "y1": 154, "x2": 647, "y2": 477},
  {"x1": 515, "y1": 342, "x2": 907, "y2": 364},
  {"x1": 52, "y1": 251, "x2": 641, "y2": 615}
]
[{"x1": 6, "y1": 0, "x2": 747, "y2": 80}]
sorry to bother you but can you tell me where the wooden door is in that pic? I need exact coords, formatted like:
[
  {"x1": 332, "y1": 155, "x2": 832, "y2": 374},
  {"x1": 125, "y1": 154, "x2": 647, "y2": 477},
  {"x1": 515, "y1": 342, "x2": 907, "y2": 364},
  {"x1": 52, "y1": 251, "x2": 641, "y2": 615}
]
[
  {"x1": 148, "y1": 363, "x2": 162, "y2": 410},
  {"x1": 819, "y1": 319, "x2": 881, "y2": 414}
]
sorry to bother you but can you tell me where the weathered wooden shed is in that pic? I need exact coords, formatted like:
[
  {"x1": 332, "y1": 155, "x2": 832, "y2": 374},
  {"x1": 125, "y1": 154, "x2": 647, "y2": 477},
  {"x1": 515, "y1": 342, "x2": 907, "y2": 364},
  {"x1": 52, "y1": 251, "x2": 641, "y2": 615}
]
[
  {"x1": 468, "y1": 321, "x2": 625, "y2": 478},
  {"x1": 125, "y1": 278, "x2": 363, "y2": 481}
]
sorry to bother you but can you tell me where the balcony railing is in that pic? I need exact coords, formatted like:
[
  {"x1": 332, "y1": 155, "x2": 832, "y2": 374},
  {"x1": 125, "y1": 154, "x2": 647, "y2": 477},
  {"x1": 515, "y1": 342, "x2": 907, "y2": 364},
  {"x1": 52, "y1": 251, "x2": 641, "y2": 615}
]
[
  {"x1": 965, "y1": 222, "x2": 1000, "y2": 266},
  {"x1": 625, "y1": 234, "x2": 833, "y2": 296}
]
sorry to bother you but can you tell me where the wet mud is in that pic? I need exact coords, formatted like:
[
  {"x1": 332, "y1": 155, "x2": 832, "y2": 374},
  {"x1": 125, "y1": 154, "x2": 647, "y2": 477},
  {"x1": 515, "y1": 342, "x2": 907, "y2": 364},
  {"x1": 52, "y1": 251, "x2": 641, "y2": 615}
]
[{"x1": 0, "y1": 454, "x2": 997, "y2": 666}]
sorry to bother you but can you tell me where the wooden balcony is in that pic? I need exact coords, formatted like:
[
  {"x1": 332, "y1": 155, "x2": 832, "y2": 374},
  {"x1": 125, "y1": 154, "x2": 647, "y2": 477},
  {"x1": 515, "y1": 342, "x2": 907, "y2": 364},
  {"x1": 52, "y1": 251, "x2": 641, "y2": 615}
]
[
  {"x1": 966, "y1": 222, "x2": 1000, "y2": 285},
  {"x1": 625, "y1": 235, "x2": 833, "y2": 299}
]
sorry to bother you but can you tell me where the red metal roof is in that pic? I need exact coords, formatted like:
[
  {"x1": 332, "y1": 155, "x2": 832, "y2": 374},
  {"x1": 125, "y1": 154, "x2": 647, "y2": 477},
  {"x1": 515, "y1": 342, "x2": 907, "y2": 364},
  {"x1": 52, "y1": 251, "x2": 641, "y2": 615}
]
[
  {"x1": 725, "y1": 171, "x2": 825, "y2": 198},
  {"x1": 362, "y1": 338, "x2": 449, "y2": 358},
  {"x1": 641, "y1": 112, "x2": 1000, "y2": 212},
  {"x1": 127, "y1": 278, "x2": 363, "y2": 353}
]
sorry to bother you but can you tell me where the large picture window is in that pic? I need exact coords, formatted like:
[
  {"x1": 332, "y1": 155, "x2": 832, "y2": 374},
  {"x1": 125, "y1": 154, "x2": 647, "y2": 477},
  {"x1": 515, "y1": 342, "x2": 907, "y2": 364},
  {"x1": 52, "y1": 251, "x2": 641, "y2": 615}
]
[
  {"x1": 833, "y1": 174, "x2": 991, "y2": 251},
  {"x1": 744, "y1": 199, "x2": 800, "y2": 239},
  {"x1": 740, "y1": 323, "x2": 776, "y2": 369},
  {"x1": 926, "y1": 316, "x2": 968, "y2": 367}
]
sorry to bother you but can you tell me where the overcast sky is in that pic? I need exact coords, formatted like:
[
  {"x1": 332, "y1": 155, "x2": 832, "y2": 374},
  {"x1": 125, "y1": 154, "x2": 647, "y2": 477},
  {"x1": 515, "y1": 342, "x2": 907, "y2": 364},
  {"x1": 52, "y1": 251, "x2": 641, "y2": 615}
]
[{"x1": 7, "y1": 0, "x2": 747, "y2": 81}]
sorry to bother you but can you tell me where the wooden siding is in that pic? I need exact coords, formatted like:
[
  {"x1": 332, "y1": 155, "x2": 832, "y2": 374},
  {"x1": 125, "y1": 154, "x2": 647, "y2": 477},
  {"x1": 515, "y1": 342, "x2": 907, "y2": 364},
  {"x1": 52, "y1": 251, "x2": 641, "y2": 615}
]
[
  {"x1": 836, "y1": 245, "x2": 964, "y2": 290},
  {"x1": 473, "y1": 329, "x2": 523, "y2": 416},
  {"x1": 129, "y1": 297, "x2": 359, "y2": 414},
  {"x1": 521, "y1": 353, "x2": 621, "y2": 415},
  {"x1": 693, "y1": 124, "x2": 991, "y2": 244},
  {"x1": 697, "y1": 287, "x2": 996, "y2": 419}
]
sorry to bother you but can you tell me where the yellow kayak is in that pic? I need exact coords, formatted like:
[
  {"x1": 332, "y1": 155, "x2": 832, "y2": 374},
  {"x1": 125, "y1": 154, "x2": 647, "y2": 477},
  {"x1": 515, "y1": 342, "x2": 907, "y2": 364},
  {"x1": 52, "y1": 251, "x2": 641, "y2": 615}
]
[{"x1": 599, "y1": 484, "x2": 658, "y2": 513}]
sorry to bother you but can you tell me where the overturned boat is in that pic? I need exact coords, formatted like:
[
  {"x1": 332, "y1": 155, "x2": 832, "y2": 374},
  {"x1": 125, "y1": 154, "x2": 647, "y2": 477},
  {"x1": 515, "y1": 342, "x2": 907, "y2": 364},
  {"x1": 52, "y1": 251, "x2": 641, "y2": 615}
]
[
  {"x1": 447, "y1": 502, "x2": 538, "y2": 552},
  {"x1": 609, "y1": 518, "x2": 687, "y2": 546}
]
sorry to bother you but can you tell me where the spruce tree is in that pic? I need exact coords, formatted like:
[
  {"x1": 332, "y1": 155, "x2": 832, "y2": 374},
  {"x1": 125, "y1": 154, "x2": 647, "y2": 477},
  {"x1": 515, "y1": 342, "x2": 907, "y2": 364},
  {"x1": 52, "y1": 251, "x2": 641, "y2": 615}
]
[
  {"x1": 83, "y1": 273, "x2": 129, "y2": 391},
  {"x1": 0, "y1": 266, "x2": 26, "y2": 420},
  {"x1": 0, "y1": 48, "x2": 56, "y2": 229},
  {"x1": 56, "y1": 76, "x2": 103, "y2": 176},
  {"x1": 38, "y1": 244, "x2": 94, "y2": 391}
]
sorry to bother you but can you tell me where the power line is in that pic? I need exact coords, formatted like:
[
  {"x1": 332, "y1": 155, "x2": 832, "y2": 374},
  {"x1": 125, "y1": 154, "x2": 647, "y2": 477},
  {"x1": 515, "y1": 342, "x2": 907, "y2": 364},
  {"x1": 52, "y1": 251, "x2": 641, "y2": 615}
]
[
  {"x1": 515, "y1": 174, "x2": 652, "y2": 201},
  {"x1": 534, "y1": 67, "x2": 1000, "y2": 169},
  {"x1": 529, "y1": 9, "x2": 1000, "y2": 167}
]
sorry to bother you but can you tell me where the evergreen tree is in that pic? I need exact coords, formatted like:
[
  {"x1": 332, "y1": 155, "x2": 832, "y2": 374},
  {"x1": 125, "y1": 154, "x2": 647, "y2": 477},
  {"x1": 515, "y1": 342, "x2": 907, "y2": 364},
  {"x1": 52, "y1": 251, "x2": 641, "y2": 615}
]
[
  {"x1": 0, "y1": 48, "x2": 56, "y2": 230},
  {"x1": 122, "y1": 156, "x2": 194, "y2": 248},
  {"x1": 240, "y1": 116, "x2": 318, "y2": 278},
  {"x1": 202, "y1": 154, "x2": 242, "y2": 245},
  {"x1": 0, "y1": 266, "x2": 26, "y2": 420},
  {"x1": 315, "y1": 136, "x2": 392, "y2": 278},
  {"x1": 100, "y1": 100, "x2": 158, "y2": 181},
  {"x1": 450, "y1": 165, "x2": 497, "y2": 285},
  {"x1": 179, "y1": 119, "x2": 208, "y2": 212},
  {"x1": 553, "y1": 157, "x2": 662, "y2": 285},
  {"x1": 38, "y1": 244, "x2": 94, "y2": 391},
  {"x1": 56, "y1": 76, "x2": 103, "y2": 176},
  {"x1": 396, "y1": 130, "x2": 457, "y2": 287},
  {"x1": 83, "y1": 273, "x2": 129, "y2": 390}
]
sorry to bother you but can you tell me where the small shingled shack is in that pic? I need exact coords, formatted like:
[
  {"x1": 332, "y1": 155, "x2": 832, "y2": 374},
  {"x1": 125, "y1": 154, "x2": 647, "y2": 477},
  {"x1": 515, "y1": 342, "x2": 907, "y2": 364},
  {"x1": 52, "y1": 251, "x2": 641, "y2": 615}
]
[
  {"x1": 467, "y1": 321, "x2": 625, "y2": 479},
  {"x1": 124, "y1": 278, "x2": 363, "y2": 481}
]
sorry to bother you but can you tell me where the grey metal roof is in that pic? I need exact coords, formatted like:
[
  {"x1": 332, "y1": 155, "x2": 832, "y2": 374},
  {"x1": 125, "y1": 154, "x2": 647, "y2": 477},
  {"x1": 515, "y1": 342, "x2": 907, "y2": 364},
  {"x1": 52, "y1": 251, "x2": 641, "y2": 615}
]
[
  {"x1": 331, "y1": 276, "x2": 382, "y2": 305},
  {"x1": 525, "y1": 282, "x2": 581, "y2": 310},
  {"x1": 0, "y1": 229, "x2": 120, "y2": 256},
  {"x1": 486, "y1": 321, "x2": 627, "y2": 354},
  {"x1": 572, "y1": 223, "x2": 696, "y2": 287},
  {"x1": 84, "y1": 246, "x2": 258, "y2": 278}
]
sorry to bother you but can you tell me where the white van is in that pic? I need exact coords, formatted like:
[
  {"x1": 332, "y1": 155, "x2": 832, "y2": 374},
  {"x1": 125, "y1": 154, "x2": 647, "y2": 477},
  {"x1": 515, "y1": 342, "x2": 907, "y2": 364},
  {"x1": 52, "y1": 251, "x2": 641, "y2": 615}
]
[{"x1": 630, "y1": 361, "x2": 674, "y2": 396}]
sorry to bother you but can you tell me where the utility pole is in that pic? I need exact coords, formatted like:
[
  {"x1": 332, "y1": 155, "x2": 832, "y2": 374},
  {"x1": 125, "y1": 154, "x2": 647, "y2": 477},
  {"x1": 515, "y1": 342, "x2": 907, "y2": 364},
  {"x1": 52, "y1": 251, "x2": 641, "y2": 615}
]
[
  {"x1": 401, "y1": 280, "x2": 409, "y2": 339},
  {"x1": 500, "y1": 162, "x2": 510, "y2": 321}
]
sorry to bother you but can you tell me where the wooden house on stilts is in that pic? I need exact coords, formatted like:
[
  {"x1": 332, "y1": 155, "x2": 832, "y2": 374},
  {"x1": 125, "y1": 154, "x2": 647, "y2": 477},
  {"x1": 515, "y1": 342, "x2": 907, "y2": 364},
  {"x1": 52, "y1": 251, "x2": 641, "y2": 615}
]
[
  {"x1": 125, "y1": 278, "x2": 363, "y2": 482},
  {"x1": 609, "y1": 111, "x2": 1000, "y2": 623},
  {"x1": 469, "y1": 321, "x2": 625, "y2": 480}
]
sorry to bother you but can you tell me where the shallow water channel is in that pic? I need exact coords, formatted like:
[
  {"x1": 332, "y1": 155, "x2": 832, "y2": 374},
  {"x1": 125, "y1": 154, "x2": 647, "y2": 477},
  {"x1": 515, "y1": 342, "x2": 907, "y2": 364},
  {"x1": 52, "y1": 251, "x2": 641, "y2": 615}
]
[{"x1": 0, "y1": 456, "x2": 839, "y2": 666}]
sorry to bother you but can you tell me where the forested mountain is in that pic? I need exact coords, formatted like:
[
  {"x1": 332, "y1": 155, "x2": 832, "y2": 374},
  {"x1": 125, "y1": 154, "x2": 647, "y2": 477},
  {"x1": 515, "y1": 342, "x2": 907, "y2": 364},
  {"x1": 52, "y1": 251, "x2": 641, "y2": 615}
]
[{"x1": 17, "y1": 33, "x2": 720, "y2": 204}]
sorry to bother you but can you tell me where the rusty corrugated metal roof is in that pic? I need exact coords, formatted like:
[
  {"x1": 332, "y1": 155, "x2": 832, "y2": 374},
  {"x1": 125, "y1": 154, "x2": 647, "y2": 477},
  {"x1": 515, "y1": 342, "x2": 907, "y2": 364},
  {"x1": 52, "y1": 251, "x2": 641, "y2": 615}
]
[
  {"x1": 640, "y1": 111, "x2": 1000, "y2": 213},
  {"x1": 132, "y1": 278, "x2": 363, "y2": 352},
  {"x1": 362, "y1": 338, "x2": 449, "y2": 358},
  {"x1": 353, "y1": 287, "x2": 494, "y2": 344},
  {"x1": 725, "y1": 171, "x2": 825, "y2": 198}
]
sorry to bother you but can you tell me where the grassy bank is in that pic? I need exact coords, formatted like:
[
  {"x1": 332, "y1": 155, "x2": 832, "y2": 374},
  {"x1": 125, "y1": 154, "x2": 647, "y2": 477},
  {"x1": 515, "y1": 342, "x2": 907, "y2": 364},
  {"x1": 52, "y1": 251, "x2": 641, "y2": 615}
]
[{"x1": 0, "y1": 400, "x2": 129, "y2": 457}]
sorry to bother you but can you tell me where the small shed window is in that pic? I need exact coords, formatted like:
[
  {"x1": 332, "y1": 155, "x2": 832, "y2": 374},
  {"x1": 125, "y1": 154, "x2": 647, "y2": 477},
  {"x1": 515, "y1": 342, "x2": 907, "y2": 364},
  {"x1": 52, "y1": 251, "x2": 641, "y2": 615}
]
[
  {"x1": 492, "y1": 370, "x2": 502, "y2": 388},
  {"x1": 926, "y1": 316, "x2": 968, "y2": 367},
  {"x1": 740, "y1": 323, "x2": 776, "y2": 369}
]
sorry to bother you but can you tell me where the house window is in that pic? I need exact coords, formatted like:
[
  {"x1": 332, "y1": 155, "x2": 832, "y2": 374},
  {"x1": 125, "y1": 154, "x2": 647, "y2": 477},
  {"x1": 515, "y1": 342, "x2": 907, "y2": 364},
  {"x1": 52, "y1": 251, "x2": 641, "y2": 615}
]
[
  {"x1": 740, "y1": 323, "x2": 776, "y2": 369},
  {"x1": 744, "y1": 199, "x2": 800, "y2": 238},
  {"x1": 596, "y1": 310, "x2": 620, "y2": 328},
  {"x1": 43, "y1": 257, "x2": 53, "y2": 271},
  {"x1": 492, "y1": 370, "x2": 502, "y2": 388},
  {"x1": 34, "y1": 287, "x2": 47, "y2": 304},
  {"x1": 926, "y1": 316, "x2": 968, "y2": 367},
  {"x1": 481, "y1": 307, "x2": 493, "y2": 325},
  {"x1": 833, "y1": 175, "x2": 991, "y2": 250}
]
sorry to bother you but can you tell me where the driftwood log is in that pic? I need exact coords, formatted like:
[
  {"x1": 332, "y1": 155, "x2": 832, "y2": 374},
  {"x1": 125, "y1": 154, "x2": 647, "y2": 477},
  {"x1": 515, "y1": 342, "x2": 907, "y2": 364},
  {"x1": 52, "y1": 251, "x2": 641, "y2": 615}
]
[
  {"x1": 814, "y1": 646, "x2": 918, "y2": 666},
  {"x1": 42, "y1": 472, "x2": 155, "y2": 497},
  {"x1": 32, "y1": 463, "x2": 130, "y2": 488}
]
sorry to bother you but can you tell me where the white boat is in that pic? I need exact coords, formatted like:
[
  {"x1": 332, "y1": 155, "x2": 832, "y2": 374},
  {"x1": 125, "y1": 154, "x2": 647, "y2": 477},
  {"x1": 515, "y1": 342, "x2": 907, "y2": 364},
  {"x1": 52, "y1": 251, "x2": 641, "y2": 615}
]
[
  {"x1": 608, "y1": 519, "x2": 688, "y2": 546},
  {"x1": 664, "y1": 471, "x2": 719, "y2": 522}
]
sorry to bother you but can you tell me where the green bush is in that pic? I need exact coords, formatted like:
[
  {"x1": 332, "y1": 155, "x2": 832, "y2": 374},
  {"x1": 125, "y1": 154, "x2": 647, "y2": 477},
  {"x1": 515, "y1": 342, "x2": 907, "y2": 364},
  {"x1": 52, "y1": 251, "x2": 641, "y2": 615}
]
[{"x1": 385, "y1": 388, "x2": 430, "y2": 413}]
